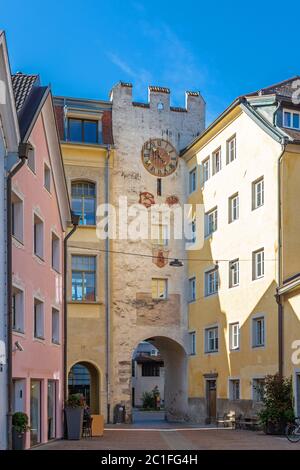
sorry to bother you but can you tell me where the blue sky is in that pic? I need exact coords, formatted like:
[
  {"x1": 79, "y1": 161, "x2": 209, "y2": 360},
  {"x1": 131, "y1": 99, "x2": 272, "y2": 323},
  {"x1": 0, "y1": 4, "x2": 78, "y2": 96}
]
[{"x1": 2, "y1": 0, "x2": 300, "y2": 123}]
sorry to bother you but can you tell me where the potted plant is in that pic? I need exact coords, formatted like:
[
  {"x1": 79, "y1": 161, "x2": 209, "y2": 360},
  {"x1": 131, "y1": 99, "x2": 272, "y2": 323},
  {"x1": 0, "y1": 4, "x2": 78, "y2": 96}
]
[
  {"x1": 258, "y1": 374, "x2": 295, "y2": 435},
  {"x1": 12, "y1": 412, "x2": 29, "y2": 450},
  {"x1": 64, "y1": 394, "x2": 84, "y2": 440}
]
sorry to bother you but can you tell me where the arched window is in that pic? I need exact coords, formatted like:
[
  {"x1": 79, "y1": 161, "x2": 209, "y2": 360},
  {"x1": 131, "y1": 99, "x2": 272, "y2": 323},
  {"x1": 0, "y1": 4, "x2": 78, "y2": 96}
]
[
  {"x1": 68, "y1": 363, "x2": 91, "y2": 406},
  {"x1": 71, "y1": 181, "x2": 96, "y2": 225}
]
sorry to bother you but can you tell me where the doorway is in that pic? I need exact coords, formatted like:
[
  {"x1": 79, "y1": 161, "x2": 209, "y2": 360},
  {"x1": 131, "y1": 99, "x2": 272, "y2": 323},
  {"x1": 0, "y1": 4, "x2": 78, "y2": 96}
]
[
  {"x1": 13, "y1": 379, "x2": 25, "y2": 412},
  {"x1": 47, "y1": 380, "x2": 56, "y2": 440},
  {"x1": 68, "y1": 361, "x2": 100, "y2": 413},
  {"x1": 30, "y1": 380, "x2": 42, "y2": 446},
  {"x1": 206, "y1": 379, "x2": 217, "y2": 424}
]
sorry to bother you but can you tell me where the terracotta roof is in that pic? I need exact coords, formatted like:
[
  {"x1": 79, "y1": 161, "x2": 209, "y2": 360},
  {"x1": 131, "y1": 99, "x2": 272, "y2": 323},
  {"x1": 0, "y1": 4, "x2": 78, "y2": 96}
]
[
  {"x1": 186, "y1": 91, "x2": 200, "y2": 96},
  {"x1": 170, "y1": 106, "x2": 187, "y2": 112},
  {"x1": 149, "y1": 86, "x2": 170, "y2": 94},
  {"x1": 280, "y1": 127, "x2": 300, "y2": 141},
  {"x1": 119, "y1": 81, "x2": 133, "y2": 88},
  {"x1": 11, "y1": 73, "x2": 39, "y2": 112}
]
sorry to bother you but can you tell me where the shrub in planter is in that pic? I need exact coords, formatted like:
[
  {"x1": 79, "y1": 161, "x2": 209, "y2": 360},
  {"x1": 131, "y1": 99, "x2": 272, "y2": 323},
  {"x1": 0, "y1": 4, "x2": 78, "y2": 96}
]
[
  {"x1": 64, "y1": 394, "x2": 84, "y2": 440},
  {"x1": 258, "y1": 374, "x2": 294, "y2": 435},
  {"x1": 142, "y1": 391, "x2": 155, "y2": 410},
  {"x1": 12, "y1": 412, "x2": 29, "y2": 450}
]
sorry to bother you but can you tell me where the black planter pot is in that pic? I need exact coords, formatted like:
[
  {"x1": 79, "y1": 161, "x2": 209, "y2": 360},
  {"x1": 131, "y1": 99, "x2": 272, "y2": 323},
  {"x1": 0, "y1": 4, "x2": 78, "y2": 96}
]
[
  {"x1": 265, "y1": 420, "x2": 286, "y2": 435},
  {"x1": 65, "y1": 407, "x2": 83, "y2": 440},
  {"x1": 12, "y1": 428, "x2": 26, "y2": 450}
]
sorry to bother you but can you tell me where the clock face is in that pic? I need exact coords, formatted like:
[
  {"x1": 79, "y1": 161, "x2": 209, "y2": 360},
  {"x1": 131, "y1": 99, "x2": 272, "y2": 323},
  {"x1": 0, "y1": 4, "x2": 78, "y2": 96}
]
[{"x1": 141, "y1": 138, "x2": 178, "y2": 177}]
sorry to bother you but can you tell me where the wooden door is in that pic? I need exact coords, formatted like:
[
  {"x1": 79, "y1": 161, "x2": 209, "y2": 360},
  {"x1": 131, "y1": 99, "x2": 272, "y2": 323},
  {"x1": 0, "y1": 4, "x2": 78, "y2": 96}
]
[{"x1": 207, "y1": 380, "x2": 217, "y2": 423}]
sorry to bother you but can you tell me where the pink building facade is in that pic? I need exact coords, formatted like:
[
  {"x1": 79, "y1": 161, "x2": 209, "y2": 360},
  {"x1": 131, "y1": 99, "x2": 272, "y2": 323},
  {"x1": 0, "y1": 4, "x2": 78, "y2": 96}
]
[{"x1": 11, "y1": 75, "x2": 70, "y2": 448}]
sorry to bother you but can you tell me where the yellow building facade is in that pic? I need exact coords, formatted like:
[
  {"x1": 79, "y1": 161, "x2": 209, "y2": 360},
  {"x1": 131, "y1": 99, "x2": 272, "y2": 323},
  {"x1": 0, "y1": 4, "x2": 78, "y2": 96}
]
[{"x1": 183, "y1": 79, "x2": 300, "y2": 422}]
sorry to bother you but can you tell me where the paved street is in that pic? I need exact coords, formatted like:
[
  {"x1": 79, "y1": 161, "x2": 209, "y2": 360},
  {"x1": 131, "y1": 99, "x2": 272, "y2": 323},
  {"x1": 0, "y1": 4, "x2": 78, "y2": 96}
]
[{"x1": 36, "y1": 427, "x2": 299, "y2": 450}]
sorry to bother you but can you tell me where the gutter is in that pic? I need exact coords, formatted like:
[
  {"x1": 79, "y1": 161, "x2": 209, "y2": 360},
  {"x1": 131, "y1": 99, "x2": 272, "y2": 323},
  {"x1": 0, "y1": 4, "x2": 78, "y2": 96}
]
[
  {"x1": 275, "y1": 137, "x2": 289, "y2": 378},
  {"x1": 63, "y1": 213, "x2": 80, "y2": 407},
  {"x1": 7, "y1": 142, "x2": 31, "y2": 450},
  {"x1": 105, "y1": 146, "x2": 111, "y2": 423}
]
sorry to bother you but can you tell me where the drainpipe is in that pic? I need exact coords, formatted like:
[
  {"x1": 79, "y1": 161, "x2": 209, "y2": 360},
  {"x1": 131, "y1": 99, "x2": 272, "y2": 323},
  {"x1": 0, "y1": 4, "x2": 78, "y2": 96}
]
[
  {"x1": 276, "y1": 136, "x2": 288, "y2": 378},
  {"x1": 63, "y1": 213, "x2": 80, "y2": 406},
  {"x1": 105, "y1": 146, "x2": 111, "y2": 423},
  {"x1": 7, "y1": 142, "x2": 31, "y2": 450}
]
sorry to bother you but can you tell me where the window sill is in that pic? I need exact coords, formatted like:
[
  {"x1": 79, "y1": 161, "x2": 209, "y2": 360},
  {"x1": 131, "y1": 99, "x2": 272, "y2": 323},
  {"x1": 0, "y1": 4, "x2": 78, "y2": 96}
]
[
  {"x1": 252, "y1": 344, "x2": 265, "y2": 349},
  {"x1": 204, "y1": 350, "x2": 219, "y2": 355},
  {"x1": 34, "y1": 336, "x2": 45, "y2": 342},
  {"x1": 69, "y1": 300, "x2": 101, "y2": 305},
  {"x1": 33, "y1": 253, "x2": 45, "y2": 263},
  {"x1": 252, "y1": 204, "x2": 264, "y2": 211},
  {"x1": 229, "y1": 348, "x2": 240, "y2": 353},
  {"x1": 12, "y1": 235, "x2": 24, "y2": 247},
  {"x1": 51, "y1": 341, "x2": 61, "y2": 346},
  {"x1": 12, "y1": 329, "x2": 25, "y2": 336},
  {"x1": 77, "y1": 224, "x2": 97, "y2": 229}
]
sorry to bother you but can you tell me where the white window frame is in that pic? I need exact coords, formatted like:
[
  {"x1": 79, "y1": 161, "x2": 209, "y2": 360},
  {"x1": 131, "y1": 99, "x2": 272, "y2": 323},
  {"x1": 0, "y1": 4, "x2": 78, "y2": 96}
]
[
  {"x1": 229, "y1": 322, "x2": 240, "y2": 351},
  {"x1": 205, "y1": 207, "x2": 218, "y2": 237},
  {"x1": 212, "y1": 148, "x2": 221, "y2": 175},
  {"x1": 12, "y1": 191, "x2": 24, "y2": 243},
  {"x1": 201, "y1": 157, "x2": 210, "y2": 185},
  {"x1": 226, "y1": 135, "x2": 236, "y2": 164},
  {"x1": 44, "y1": 163, "x2": 51, "y2": 192},
  {"x1": 252, "y1": 377, "x2": 265, "y2": 402},
  {"x1": 34, "y1": 298, "x2": 44, "y2": 340},
  {"x1": 12, "y1": 286, "x2": 25, "y2": 333},
  {"x1": 151, "y1": 278, "x2": 168, "y2": 300},
  {"x1": 253, "y1": 248, "x2": 264, "y2": 280},
  {"x1": 33, "y1": 212, "x2": 44, "y2": 260},
  {"x1": 51, "y1": 232, "x2": 60, "y2": 272},
  {"x1": 51, "y1": 308, "x2": 60, "y2": 344},
  {"x1": 189, "y1": 331, "x2": 196, "y2": 356},
  {"x1": 229, "y1": 193, "x2": 239, "y2": 223},
  {"x1": 252, "y1": 315, "x2": 265, "y2": 348},
  {"x1": 229, "y1": 378, "x2": 240, "y2": 400},
  {"x1": 283, "y1": 109, "x2": 300, "y2": 130},
  {"x1": 229, "y1": 259, "x2": 239, "y2": 288},
  {"x1": 252, "y1": 177, "x2": 264, "y2": 210},
  {"x1": 205, "y1": 268, "x2": 219, "y2": 296},
  {"x1": 189, "y1": 167, "x2": 197, "y2": 193},
  {"x1": 205, "y1": 325, "x2": 219, "y2": 353},
  {"x1": 189, "y1": 276, "x2": 196, "y2": 302}
]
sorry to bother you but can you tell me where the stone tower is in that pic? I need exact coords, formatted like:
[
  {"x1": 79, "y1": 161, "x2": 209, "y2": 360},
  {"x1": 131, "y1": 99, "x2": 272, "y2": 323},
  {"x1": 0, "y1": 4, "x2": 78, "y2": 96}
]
[{"x1": 109, "y1": 82, "x2": 205, "y2": 421}]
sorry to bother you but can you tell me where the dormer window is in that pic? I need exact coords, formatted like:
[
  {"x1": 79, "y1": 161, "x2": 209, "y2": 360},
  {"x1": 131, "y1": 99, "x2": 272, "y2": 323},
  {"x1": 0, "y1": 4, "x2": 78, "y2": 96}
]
[
  {"x1": 68, "y1": 118, "x2": 100, "y2": 144},
  {"x1": 283, "y1": 110, "x2": 300, "y2": 130}
]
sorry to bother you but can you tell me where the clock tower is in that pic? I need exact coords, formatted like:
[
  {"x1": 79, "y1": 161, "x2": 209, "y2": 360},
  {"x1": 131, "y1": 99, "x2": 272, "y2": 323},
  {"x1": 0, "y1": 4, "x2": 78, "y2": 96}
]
[{"x1": 108, "y1": 82, "x2": 205, "y2": 422}]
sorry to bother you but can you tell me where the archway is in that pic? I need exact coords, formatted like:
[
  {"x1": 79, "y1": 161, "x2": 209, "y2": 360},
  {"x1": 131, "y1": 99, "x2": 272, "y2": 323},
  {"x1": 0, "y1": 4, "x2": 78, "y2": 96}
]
[
  {"x1": 130, "y1": 336, "x2": 188, "y2": 424},
  {"x1": 68, "y1": 361, "x2": 100, "y2": 414}
]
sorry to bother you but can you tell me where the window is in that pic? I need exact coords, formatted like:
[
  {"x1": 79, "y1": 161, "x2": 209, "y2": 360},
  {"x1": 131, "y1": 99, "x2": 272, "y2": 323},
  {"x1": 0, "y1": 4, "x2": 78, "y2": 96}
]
[
  {"x1": 252, "y1": 177, "x2": 264, "y2": 210},
  {"x1": 51, "y1": 308, "x2": 60, "y2": 344},
  {"x1": 252, "y1": 378, "x2": 265, "y2": 402},
  {"x1": 205, "y1": 207, "x2": 218, "y2": 237},
  {"x1": 12, "y1": 287, "x2": 24, "y2": 333},
  {"x1": 253, "y1": 248, "x2": 264, "y2": 280},
  {"x1": 189, "y1": 277, "x2": 196, "y2": 302},
  {"x1": 212, "y1": 148, "x2": 221, "y2": 175},
  {"x1": 283, "y1": 110, "x2": 300, "y2": 130},
  {"x1": 189, "y1": 331, "x2": 196, "y2": 355},
  {"x1": 142, "y1": 363, "x2": 160, "y2": 377},
  {"x1": 189, "y1": 168, "x2": 197, "y2": 193},
  {"x1": 229, "y1": 259, "x2": 239, "y2": 288},
  {"x1": 152, "y1": 224, "x2": 168, "y2": 246},
  {"x1": 34, "y1": 299, "x2": 44, "y2": 339},
  {"x1": 27, "y1": 145, "x2": 35, "y2": 172},
  {"x1": 201, "y1": 157, "x2": 210, "y2": 185},
  {"x1": 44, "y1": 164, "x2": 51, "y2": 192},
  {"x1": 252, "y1": 316, "x2": 265, "y2": 347},
  {"x1": 229, "y1": 379, "x2": 240, "y2": 400},
  {"x1": 229, "y1": 193, "x2": 239, "y2": 223},
  {"x1": 72, "y1": 255, "x2": 96, "y2": 301},
  {"x1": 150, "y1": 349, "x2": 157, "y2": 356},
  {"x1": 227, "y1": 136, "x2": 236, "y2": 163},
  {"x1": 205, "y1": 268, "x2": 219, "y2": 296},
  {"x1": 51, "y1": 233, "x2": 60, "y2": 272},
  {"x1": 68, "y1": 118, "x2": 99, "y2": 144},
  {"x1": 152, "y1": 278, "x2": 167, "y2": 300},
  {"x1": 189, "y1": 219, "x2": 196, "y2": 244},
  {"x1": 205, "y1": 326, "x2": 219, "y2": 353},
  {"x1": 71, "y1": 182, "x2": 96, "y2": 225},
  {"x1": 33, "y1": 214, "x2": 44, "y2": 259},
  {"x1": 157, "y1": 178, "x2": 162, "y2": 196},
  {"x1": 12, "y1": 192, "x2": 23, "y2": 243},
  {"x1": 229, "y1": 322, "x2": 240, "y2": 350}
]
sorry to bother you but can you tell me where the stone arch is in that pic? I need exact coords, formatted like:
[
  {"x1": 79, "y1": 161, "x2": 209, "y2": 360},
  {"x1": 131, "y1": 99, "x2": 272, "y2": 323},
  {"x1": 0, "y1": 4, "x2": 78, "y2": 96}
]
[
  {"x1": 68, "y1": 360, "x2": 101, "y2": 414},
  {"x1": 130, "y1": 335, "x2": 188, "y2": 423}
]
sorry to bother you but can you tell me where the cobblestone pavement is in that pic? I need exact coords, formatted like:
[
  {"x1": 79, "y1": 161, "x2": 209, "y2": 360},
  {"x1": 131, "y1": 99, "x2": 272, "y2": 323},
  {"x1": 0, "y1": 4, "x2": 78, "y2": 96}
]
[{"x1": 35, "y1": 428, "x2": 300, "y2": 450}]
